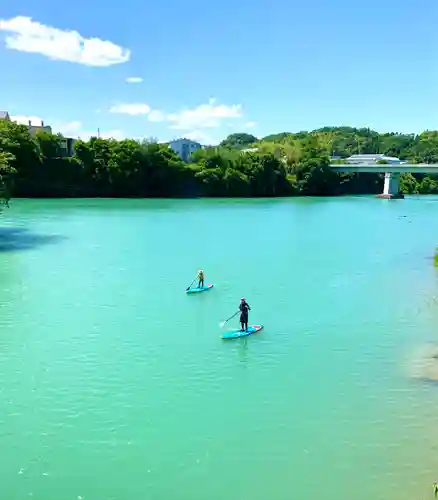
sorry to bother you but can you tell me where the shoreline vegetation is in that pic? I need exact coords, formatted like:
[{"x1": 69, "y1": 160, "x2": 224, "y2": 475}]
[
  {"x1": 434, "y1": 249, "x2": 438, "y2": 267},
  {"x1": 2, "y1": 122, "x2": 438, "y2": 202}
]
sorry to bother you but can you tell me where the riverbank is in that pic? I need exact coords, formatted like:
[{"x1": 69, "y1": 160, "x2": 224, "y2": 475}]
[{"x1": 2, "y1": 121, "x2": 438, "y2": 202}]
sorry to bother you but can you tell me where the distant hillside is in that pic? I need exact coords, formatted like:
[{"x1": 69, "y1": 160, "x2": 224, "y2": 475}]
[
  {"x1": 219, "y1": 133, "x2": 258, "y2": 150},
  {"x1": 221, "y1": 126, "x2": 436, "y2": 162},
  {"x1": 261, "y1": 132, "x2": 292, "y2": 142}
]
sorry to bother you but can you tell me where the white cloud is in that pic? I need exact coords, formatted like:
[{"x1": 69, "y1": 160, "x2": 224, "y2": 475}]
[
  {"x1": 246, "y1": 121, "x2": 257, "y2": 128},
  {"x1": 11, "y1": 114, "x2": 44, "y2": 125},
  {"x1": 167, "y1": 98, "x2": 242, "y2": 130},
  {"x1": 56, "y1": 121, "x2": 82, "y2": 134},
  {"x1": 103, "y1": 98, "x2": 244, "y2": 145},
  {"x1": 109, "y1": 103, "x2": 150, "y2": 115},
  {"x1": 0, "y1": 16, "x2": 130, "y2": 66},
  {"x1": 10, "y1": 115, "x2": 123, "y2": 140},
  {"x1": 151, "y1": 98, "x2": 244, "y2": 145},
  {"x1": 126, "y1": 76, "x2": 143, "y2": 83},
  {"x1": 184, "y1": 130, "x2": 214, "y2": 144},
  {"x1": 57, "y1": 121, "x2": 124, "y2": 140},
  {"x1": 148, "y1": 110, "x2": 165, "y2": 122}
]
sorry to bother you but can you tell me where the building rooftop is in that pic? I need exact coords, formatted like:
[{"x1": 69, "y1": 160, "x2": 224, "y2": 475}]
[
  {"x1": 241, "y1": 147, "x2": 259, "y2": 153},
  {"x1": 346, "y1": 153, "x2": 401, "y2": 163},
  {"x1": 348, "y1": 154, "x2": 383, "y2": 159},
  {"x1": 347, "y1": 153, "x2": 400, "y2": 160},
  {"x1": 168, "y1": 137, "x2": 202, "y2": 145}
]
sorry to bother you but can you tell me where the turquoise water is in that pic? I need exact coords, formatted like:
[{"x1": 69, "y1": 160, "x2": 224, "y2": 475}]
[{"x1": 1, "y1": 197, "x2": 438, "y2": 500}]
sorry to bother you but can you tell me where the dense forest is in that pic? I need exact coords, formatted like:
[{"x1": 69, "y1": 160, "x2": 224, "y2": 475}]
[
  {"x1": 1, "y1": 121, "x2": 438, "y2": 201},
  {"x1": 220, "y1": 128, "x2": 438, "y2": 163}
]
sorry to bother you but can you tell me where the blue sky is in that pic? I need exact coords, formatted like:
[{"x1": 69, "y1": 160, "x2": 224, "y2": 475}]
[{"x1": 0, "y1": 0, "x2": 437, "y2": 144}]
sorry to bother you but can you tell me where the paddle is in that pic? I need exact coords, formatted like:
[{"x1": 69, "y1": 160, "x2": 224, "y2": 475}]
[
  {"x1": 186, "y1": 278, "x2": 197, "y2": 291},
  {"x1": 220, "y1": 311, "x2": 238, "y2": 328}
]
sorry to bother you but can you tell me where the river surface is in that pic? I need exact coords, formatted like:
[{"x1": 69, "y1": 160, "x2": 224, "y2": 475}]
[{"x1": 1, "y1": 197, "x2": 438, "y2": 500}]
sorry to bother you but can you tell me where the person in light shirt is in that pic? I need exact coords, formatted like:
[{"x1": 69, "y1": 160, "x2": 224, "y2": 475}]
[{"x1": 197, "y1": 269, "x2": 205, "y2": 289}]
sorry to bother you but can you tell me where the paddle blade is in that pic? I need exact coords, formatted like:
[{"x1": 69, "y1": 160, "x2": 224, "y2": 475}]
[
  {"x1": 186, "y1": 278, "x2": 196, "y2": 291},
  {"x1": 220, "y1": 311, "x2": 238, "y2": 328}
]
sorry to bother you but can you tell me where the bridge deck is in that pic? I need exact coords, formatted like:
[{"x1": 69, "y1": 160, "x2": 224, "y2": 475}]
[{"x1": 331, "y1": 163, "x2": 438, "y2": 174}]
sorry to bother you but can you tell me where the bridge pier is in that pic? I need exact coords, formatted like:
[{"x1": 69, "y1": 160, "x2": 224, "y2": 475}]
[
  {"x1": 376, "y1": 172, "x2": 404, "y2": 199},
  {"x1": 331, "y1": 162, "x2": 438, "y2": 198}
]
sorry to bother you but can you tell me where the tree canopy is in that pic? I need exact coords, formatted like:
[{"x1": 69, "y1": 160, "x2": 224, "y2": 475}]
[
  {"x1": 219, "y1": 133, "x2": 258, "y2": 150},
  {"x1": 259, "y1": 126, "x2": 437, "y2": 162},
  {"x1": 0, "y1": 150, "x2": 16, "y2": 207},
  {"x1": 1, "y1": 120, "x2": 438, "y2": 203}
]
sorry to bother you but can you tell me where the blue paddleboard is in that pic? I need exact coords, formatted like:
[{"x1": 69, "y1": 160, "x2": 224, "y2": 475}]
[
  {"x1": 186, "y1": 284, "x2": 214, "y2": 294},
  {"x1": 221, "y1": 324, "x2": 263, "y2": 339}
]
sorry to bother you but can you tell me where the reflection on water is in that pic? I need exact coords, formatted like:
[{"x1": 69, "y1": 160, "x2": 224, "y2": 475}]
[
  {"x1": 0, "y1": 226, "x2": 65, "y2": 252},
  {"x1": 237, "y1": 337, "x2": 249, "y2": 365}
]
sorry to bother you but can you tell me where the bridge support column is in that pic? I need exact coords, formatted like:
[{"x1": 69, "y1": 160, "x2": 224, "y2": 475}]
[{"x1": 377, "y1": 172, "x2": 404, "y2": 199}]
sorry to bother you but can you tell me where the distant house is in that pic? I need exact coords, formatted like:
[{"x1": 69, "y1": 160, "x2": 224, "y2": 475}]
[
  {"x1": 0, "y1": 112, "x2": 77, "y2": 156},
  {"x1": 241, "y1": 147, "x2": 259, "y2": 153},
  {"x1": 58, "y1": 137, "x2": 77, "y2": 157},
  {"x1": 345, "y1": 154, "x2": 402, "y2": 165},
  {"x1": 168, "y1": 138, "x2": 202, "y2": 162},
  {"x1": 26, "y1": 119, "x2": 53, "y2": 136},
  {"x1": 24, "y1": 120, "x2": 78, "y2": 156}
]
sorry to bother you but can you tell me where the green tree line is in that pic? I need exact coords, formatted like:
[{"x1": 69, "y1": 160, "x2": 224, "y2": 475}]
[
  {"x1": 222, "y1": 128, "x2": 438, "y2": 164},
  {"x1": 1, "y1": 121, "x2": 438, "y2": 202}
]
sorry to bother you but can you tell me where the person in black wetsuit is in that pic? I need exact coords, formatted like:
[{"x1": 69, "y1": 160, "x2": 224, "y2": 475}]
[{"x1": 239, "y1": 298, "x2": 251, "y2": 331}]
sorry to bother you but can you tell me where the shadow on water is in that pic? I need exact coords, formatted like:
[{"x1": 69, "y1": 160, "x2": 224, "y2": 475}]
[
  {"x1": 236, "y1": 337, "x2": 250, "y2": 365},
  {"x1": 0, "y1": 227, "x2": 66, "y2": 252}
]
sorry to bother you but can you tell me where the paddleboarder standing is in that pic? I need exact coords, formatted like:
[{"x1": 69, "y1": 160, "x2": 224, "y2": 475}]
[
  {"x1": 197, "y1": 269, "x2": 205, "y2": 288},
  {"x1": 239, "y1": 298, "x2": 251, "y2": 332}
]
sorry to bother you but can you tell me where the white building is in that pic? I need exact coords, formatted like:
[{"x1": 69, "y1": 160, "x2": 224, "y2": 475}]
[
  {"x1": 346, "y1": 154, "x2": 402, "y2": 165},
  {"x1": 168, "y1": 138, "x2": 202, "y2": 162},
  {"x1": 241, "y1": 147, "x2": 259, "y2": 153}
]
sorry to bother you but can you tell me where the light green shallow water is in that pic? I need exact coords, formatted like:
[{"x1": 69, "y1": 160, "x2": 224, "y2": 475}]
[{"x1": 2, "y1": 197, "x2": 438, "y2": 500}]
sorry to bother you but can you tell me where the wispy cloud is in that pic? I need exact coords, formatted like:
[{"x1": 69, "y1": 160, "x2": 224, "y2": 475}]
[
  {"x1": 166, "y1": 98, "x2": 242, "y2": 130},
  {"x1": 58, "y1": 121, "x2": 124, "y2": 140},
  {"x1": 184, "y1": 130, "x2": 215, "y2": 144},
  {"x1": 10, "y1": 115, "x2": 124, "y2": 140},
  {"x1": 0, "y1": 16, "x2": 130, "y2": 66},
  {"x1": 109, "y1": 103, "x2": 151, "y2": 115},
  {"x1": 245, "y1": 121, "x2": 257, "y2": 128},
  {"x1": 148, "y1": 110, "x2": 165, "y2": 122},
  {"x1": 146, "y1": 98, "x2": 243, "y2": 144},
  {"x1": 125, "y1": 76, "x2": 143, "y2": 83},
  {"x1": 10, "y1": 114, "x2": 44, "y2": 125}
]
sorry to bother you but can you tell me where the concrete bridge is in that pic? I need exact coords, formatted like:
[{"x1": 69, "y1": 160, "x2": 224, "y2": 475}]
[{"x1": 330, "y1": 164, "x2": 438, "y2": 199}]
